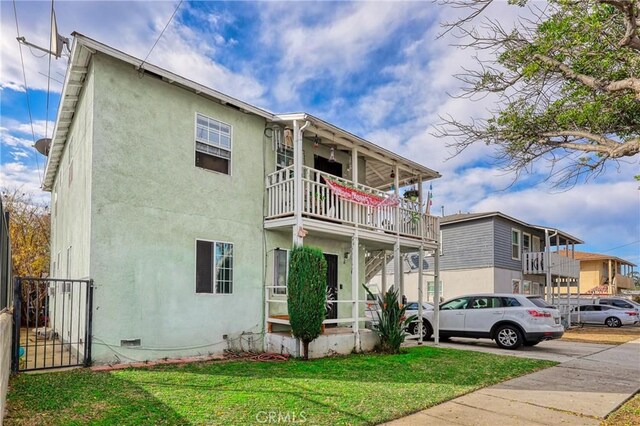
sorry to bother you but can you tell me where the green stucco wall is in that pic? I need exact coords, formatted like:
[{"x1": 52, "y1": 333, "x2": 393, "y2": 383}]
[{"x1": 88, "y1": 53, "x2": 268, "y2": 362}]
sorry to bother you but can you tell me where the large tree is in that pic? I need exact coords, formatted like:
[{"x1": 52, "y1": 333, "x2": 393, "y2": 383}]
[
  {"x1": 1, "y1": 188, "x2": 50, "y2": 277},
  {"x1": 436, "y1": 0, "x2": 640, "y2": 186}
]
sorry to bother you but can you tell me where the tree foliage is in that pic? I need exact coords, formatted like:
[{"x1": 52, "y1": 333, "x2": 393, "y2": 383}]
[
  {"x1": 436, "y1": 0, "x2": 640, "y2": 186},
  {"x1": 2, "y1": 188, "x2": 50, "y2": 277},
  {"x1": 287, "y1": 245, "x2": 327, "y2": 360}
]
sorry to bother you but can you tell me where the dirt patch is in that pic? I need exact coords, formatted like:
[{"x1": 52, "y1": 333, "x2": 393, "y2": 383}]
[{"x1": 562, "y1": 326, "x2": 640, "y2": 345}]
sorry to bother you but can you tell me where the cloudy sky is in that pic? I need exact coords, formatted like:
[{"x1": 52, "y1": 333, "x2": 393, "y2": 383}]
[{"x1": 1, "y1": 1, "x2": 638, "y2": 266}]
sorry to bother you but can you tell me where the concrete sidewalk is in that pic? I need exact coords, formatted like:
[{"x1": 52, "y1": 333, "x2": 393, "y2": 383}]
[{"x1": 386, "y1": 338, "x2": 640, "y2": 425}]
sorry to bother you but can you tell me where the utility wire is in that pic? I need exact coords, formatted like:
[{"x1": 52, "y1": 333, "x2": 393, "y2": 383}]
[
  {"x1": 12, "y1": 0, "x2": 42, "y2": 186},
  {"x1": 599, "y1": 240, "x2": 640, "y2": 254},
  {"x1": 139, "y1": 0, "x2": 183, "y2": 71},
  {"x1": 45, "y1": 0, "x2": 54, "y2": 142}
]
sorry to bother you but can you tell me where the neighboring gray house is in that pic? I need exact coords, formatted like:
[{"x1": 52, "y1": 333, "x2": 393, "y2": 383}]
[
  {"x1": 43, "y1": 33, "x2": 441, "y2": 363},
  {"x1": 369, "y1": 212, "x2": 583, "y2": 302}
]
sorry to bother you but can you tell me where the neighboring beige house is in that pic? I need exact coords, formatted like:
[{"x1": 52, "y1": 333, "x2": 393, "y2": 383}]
[{"x1": 559, "y1": 251, "x2": 637, "y2": 295}]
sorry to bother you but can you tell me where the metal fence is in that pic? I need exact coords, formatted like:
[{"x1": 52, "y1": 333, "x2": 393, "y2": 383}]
[
  {"x1": 12, "y1": 277, "x2": 93, "y2": 372},
  {"x1": 0, "y1": 198, "x2": 11, "y2": 312}
]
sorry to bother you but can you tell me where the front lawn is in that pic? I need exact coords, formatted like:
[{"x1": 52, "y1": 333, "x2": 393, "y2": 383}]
[{"x1": 6, "y1": 346, "x2": 555, "y2": 425}]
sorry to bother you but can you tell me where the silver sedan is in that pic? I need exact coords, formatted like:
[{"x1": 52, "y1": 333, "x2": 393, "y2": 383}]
[{"x1": 570, "y1": 304, "x2": 639, "y2": 327}]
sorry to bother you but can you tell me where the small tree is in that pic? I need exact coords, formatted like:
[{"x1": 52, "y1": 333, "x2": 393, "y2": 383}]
[
  {"x1": 287, "y1": 246, "x2": 327, "y2": 360},
  {"x1": 364, "y1": 286, "x2": 415, "y2": 354}
]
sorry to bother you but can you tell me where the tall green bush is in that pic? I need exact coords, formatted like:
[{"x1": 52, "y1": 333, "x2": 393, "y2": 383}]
[
  {"x1": 287, "y1": 246, "x2": 327, "y2": 360},
  {"x1": 364, "y1": 286, "x2": 415, "y2": 354}
]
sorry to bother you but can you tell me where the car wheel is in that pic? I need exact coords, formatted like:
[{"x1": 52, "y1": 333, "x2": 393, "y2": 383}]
[
  {"x1": 410, "y1": 321, "x2": 432, "y2": 340},
  {"x1": 495, "y1": 325, "x2": 523, "y2": 350},
  {"x1": 523, "y1": 341, "x2": 540, "y2": 347},
  {"x1": 605, "y1": 317, "x2": 622, "y2": 328}
]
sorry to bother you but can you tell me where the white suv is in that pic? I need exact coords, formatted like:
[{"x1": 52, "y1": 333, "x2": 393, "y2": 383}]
[{"x1": 421, "y1": 294, "x2": 564, "y2": 350}]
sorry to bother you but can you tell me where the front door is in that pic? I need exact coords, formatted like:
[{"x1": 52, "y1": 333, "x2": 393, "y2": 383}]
[{"x1": 324, "y1": 254, "x2": 338, "y2": 327}]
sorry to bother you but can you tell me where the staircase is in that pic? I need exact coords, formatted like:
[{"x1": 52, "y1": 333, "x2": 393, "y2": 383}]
[{"x1": 365, "y1": 251, "x2": 394, "y2": 283}]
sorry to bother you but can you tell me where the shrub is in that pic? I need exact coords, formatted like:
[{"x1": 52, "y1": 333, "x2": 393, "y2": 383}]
[
  {"x1": 364, "y1": 286, "x2": 415, "y2": 354},
  {"x1": 287, "y1": 246, "x2": 327, "y2": 360}
]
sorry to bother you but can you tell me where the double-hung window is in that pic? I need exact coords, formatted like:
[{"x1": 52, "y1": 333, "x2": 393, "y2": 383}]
[
  {"x1": 196, "y1": 240, "x2": 234, "y2": 294},
  {"x1": 511, "y1": 229, "x2": 521, "y2": 260},
  {"x1": 195, "y1": 113, "x2": 232, "y2": 174},
  {"x1": 273, "y1": 249, "x2": 288, "y2": 295}
]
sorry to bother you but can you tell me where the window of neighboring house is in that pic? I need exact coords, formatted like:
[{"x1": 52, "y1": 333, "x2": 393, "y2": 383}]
[
  {"x1": 523, "y1": 280, "x2": 531, "y2": 295},
  {"x1": 522, "y1": 233, "x2": 531, "y2": 253},
  {"x1": 427, "y1": 281, "x2": 444, "y2": 300},
  {"x1": 512, "y1": 279, "x2": 521, "y2": 294},
  {"x1": 511, "y1": 229, "x2": 521, "y2": 260},
  {"x1": 195, "y1": 113, "x2": 232, "y2": 174},
  {"x1": 196, "y1": 240, "x2": 233, "y2": 294},
  {"x1": 66, "y1": 246, "x2": 72, "y2": 276},
  {"x1": 273, "y1": 248, "x2": 288, "y2": 295}
]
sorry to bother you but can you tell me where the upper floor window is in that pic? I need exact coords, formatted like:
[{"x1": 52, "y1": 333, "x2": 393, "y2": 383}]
[
  {"x1": 511, "y1": 229, "x2": 521, "y2": 260},
  {"x1": 195, "y1": 113, "x2": 232, "y2": 174}
]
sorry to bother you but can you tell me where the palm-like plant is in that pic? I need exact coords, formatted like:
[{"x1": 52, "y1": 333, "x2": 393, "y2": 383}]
[{"x1": 363, "y1": 286, "x2": 415, "y2": 354}]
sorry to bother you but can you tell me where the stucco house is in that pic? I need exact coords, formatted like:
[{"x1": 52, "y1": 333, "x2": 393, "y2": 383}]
[
  {"x1": 43, "y1": 34, "x2": 441, "y2": 363},
  {"x1": 369, "y1": 212, "x2": 583, "y2": 302},
  {"x1": 557, "y1": 251, "x2": 636, "y2": 295}
]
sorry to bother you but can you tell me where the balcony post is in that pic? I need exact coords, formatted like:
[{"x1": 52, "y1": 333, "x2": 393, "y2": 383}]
[
  {"x1": 381, "y1": 251, "x2": 387, "y2": 294},
  {"x1": 417, "y1": 174, "x2": 423, "y2": 238},
  {"x1": 393, "y1": 163, "x2": 401, "y2": 304},
  {"x1": 351, "y1": 231, "x2": 360, "y2": 350},
  {"x1": 352, "y1": 148, "x2": 359, "y2": 227},
  {"x1": 417, "y1": 245, "x2": 424, "y2": 345}
]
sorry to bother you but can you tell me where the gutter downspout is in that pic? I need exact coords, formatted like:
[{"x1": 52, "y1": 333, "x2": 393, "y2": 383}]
[{"x1": 293, "y1": 117, "x2": 310, "y2": 247}]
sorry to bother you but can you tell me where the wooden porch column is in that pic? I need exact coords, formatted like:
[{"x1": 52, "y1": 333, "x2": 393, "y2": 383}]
[
  {"x1": 417, "y1": 174, "x2": 423, "y2": 236},
  {"x1": 417, "y1": 246, "x2": 424, "y2": 345},
  {"x1": 433, "y1": 247, "x2": 441, "y2": 345},
  {"x1": 381, "y1": 251, "x2": 387, "y2": 294},
  {"x1": 351, "y1": 231, "x2": 360, "y2": 350},
  {"x1": 608, "y1": 259, "x2": 613, "y2": 294},
  {"x1": 352, "y1": 148, "x2": 359, "y2": 226},
  {"x1": 393, "y1": 163, "x2": 401, "y2": 304}
]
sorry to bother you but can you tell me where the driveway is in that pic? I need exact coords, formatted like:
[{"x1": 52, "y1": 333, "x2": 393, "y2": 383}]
[
  {"x1": 391, "y1": 338, "x2": 640, "y2": 425},
  {"x1": 404, "y1": 337, "x2": 615, "y2": 363}
]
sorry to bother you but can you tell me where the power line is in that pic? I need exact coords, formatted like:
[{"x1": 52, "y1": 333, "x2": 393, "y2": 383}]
[
  {"x1": 599, "y1": 240, "x2": 640, "y2": 254},
  {"x1": 139, "y1": 0, "x2": 183, "y2": 71},
  {"x1": 12, "y1": 0, "x2": 42, "y2": 187}
]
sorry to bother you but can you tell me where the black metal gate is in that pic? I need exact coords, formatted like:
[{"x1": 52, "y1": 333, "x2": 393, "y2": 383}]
[{"x1": 12, "y1": 277, "x2": 93, "y2": 372}]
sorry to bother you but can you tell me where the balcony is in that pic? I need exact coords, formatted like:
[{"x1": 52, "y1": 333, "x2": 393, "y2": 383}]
[
  {"x1": 614, "y1": 274, "x2": 633, "y2": 290},
  {"x1": 265, "y1": 165, "x2": 439, "y2": 243},
  {"x1": 522, "y1": 251, "x2": 580, "y2": 279}
]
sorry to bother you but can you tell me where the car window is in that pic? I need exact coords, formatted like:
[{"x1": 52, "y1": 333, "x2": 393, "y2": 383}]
[
  {"x1": 405, "y1": 303, "x2": 418, "y2": 310},
  {"x1": 612, "y1": 301, "x2": 632, "y2": 308},
  {"x1": 593, "y1": 306, "x2": 603, "y2": 311},
  {"x1": 441, "y1": 297, "x2": 471, "y2": 310},
  {"x1": 501, "y1": 297, "x2": 522, "y2": 307},
  {"x1": 528, "y1": 297, "x2": 552, "y2": 308},
  {"x1": 600, "y1": 299, "x2": 611, "y2": 305},
  {"x1": 471, "y1": 297, "x2": 504, "y2": 309},
  {"x1": 578, "y1": 305, "x2": 594, "y2": 311}
]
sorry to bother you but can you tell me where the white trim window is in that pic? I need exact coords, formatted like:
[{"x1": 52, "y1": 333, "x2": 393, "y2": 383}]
[
  {"x1": 512, "y1": 279, "x2": 521, "y2": 294},
  {"x1": 522, "y1": 232, "x2": 531, "y2": 253},
  {"x1": 511, "y1": 228, "x2": 521, "y2": 260},
  {"x1": 273, "y1": 248, "x2": 288, "y2": 295},
  {"x1": 196, "y1": 240, "x2": 234, "y2": 294},
  {"x1": 195, "y1": 113, "x2": 232, "y2": 174}
]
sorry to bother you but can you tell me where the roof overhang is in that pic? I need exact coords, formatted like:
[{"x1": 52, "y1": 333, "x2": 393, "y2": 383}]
[{"x1": 274, "y1": 113, "x2": 441, "y2": 189}]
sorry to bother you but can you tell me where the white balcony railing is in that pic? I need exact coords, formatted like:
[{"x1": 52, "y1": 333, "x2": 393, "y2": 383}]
[
  {"x1": 266, "y1": 165, "x2": 439, "y2": 242},
  {"x1": 522, "y1": 251, "x2": 580, "y2": 279}
]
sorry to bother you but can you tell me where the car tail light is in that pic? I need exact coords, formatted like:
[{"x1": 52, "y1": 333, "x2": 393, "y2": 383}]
[
  {"x1": 527, "y1": 309, "x2": 552, "y2": 318},
  {"x1": 625, "y1": 311, "x2": 638, "y2": 316}
]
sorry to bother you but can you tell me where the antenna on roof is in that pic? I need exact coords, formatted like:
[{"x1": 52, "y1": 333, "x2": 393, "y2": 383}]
[{"x1": 16, "y1": 9, "x2": 69, "y2": 59}]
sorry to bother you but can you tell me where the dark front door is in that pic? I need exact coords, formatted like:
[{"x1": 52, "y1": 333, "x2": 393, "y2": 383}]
[{"x1": 324, "y1": 254, "x2": 338, "y2": 326}]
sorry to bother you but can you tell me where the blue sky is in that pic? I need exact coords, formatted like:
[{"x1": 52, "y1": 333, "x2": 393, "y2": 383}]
[{"x1": 1, "y1": 1, "x2": 639, "y2": 267}]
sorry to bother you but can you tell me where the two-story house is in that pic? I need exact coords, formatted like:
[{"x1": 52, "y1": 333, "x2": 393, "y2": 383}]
[
  {"x1": 42, "y1": 33, "x2": 441, "y2": 363},
  {"x1": 557, "y1": 251, "x2": 636, "y2": 295},
  {"x1": 369, "y1": 212, "x2": 583, "y2": 302}
]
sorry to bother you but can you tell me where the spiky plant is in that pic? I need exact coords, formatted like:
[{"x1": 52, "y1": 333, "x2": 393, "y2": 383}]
[{"x1": 364, "y1": 286, "x2": 415, "y2": 354}]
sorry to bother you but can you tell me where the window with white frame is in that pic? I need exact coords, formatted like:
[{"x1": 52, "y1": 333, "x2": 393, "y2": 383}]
[
  {"x1": 522, "y1": 232, "x2": 531, "y2": 253},
  {"x1": 512, "y1": 279, "x2": 521, "y2": 294},
  {"x1": 196, "y1": 240, "x2": 233, "y2": 294},
  {"x1": 273, "y1": 249, "x2": 288, "y2": 295},
  {"x1": 195, "y1": 113, "x2": 232, "y2": 174},
  {"x1": 511, "y1": 229, "x2": 521, "y2": 260}
]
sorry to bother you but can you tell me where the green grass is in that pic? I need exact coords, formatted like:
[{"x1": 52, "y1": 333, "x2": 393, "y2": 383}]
[{"x1": 6, "y1": 346, "x2": 555, "y2": 425}]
